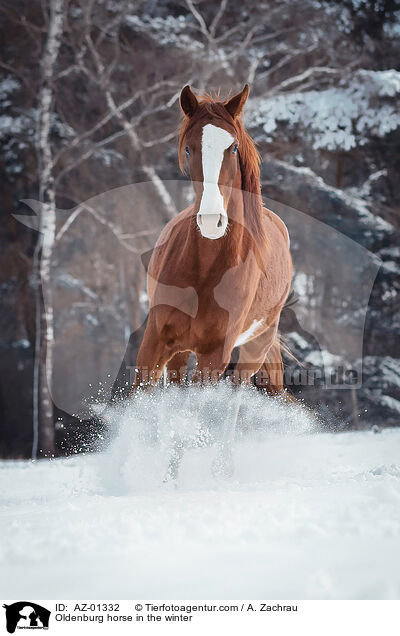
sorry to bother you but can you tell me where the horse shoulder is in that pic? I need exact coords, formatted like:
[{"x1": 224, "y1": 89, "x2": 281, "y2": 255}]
[
  {"x1": 153, "y1": 205, "x2": 194, "y2": 250},
  {"x1": 263, "y1": 206, "x2": 290, "y2": 249},
  {"x1": 147, "y1": 205, "x2": 194, "y2": 294}
]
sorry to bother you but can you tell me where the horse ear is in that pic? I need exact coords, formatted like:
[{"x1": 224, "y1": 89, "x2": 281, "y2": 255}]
[
  {"x1": 180, "y1": 85, "x2": 198, "y2": 117},
  {"x1": 225, "y1": 84, "x2": 249, "y2": 119}
]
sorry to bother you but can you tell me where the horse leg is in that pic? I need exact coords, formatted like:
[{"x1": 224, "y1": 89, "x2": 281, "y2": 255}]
[
  {"x1": 193, "y1": 349, "x2": 240, "y2": 478},
  {"x1": 129, "y1": 322, "x2": 186, "y2": 482},
  {"x1": 210, "y1": 384, "x2": 243, "y2": 478},
  {"x1": 132, "y1": 321, "x2": 173, "y2": 391},
  {"x1": 166, "y1": 350, "x2": 190, "y2": 384},
  {"x1": 158, "y1": 351, "x2": 192, "y2": 482},
  {"x1": 234, "y1": 322, "x2": 282, "y2": 391},
  {"x1": 163, "y1": 434, "x2": 186, "y2": 482},
  {"x1": 210, "y1": 324, "x2": 282, "y2": 478}
]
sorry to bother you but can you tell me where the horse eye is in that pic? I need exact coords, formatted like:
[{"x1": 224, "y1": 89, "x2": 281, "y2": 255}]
[
  {"x1": 232, "y1": 143, "x2": 238, "y2": 154},
  {"x1": 185, "y1": 146, "x2": 191, "y2": 156}
]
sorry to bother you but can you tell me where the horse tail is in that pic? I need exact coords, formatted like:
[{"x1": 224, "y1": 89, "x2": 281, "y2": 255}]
[
  {"x1": 261, "y1": 336, "x2": 297, "y2": 402},
  {"x1": 262, "y1": 336, "x2": 284, "y2": 395},
  {"x1": 262, "y1": 288, "x2": 299, "y2": 399}
]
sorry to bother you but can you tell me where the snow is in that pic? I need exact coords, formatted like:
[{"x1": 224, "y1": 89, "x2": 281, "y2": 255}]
[
  {"x1": 56, "y1": 273, "x2": 97, "y2": 299},
  {"x1": 380, "y1": 246, "x2": 400, "y2": 258},
  {"x1": 269, "y1": 158, "x2": 393, "y2": 234},
  {"x1": 0, "y1": 114, "x2": 30, "y2": 139},
  {"x1": 287, "y1": 331, "x2": 309, "y2": 350},
  {"x1": 1, "y1": 384, "x2": 400, "y2": 600},
  {"x1": 0, "y1": 77, "x2": 20, "y2": 107},
  {"x1": 11, "y1": 338, "x2": 30, "y2": 349},
  {"x1": 382, "y1": 261, "x2": 400, "y2": 274},
  {"x1": 365, "y1": 69, "x2": 400, "y2": 97},
  {"x1": 248, "y1": 70, "x2": 400, "y2": 151},
  {"x1": 305, "y1": 349, "x2": 343, "y2": 374},
  {"x1": 125, "y1": 14, "x2": 203, "y2": 50},
  {"x1": 380, "y1": 395, "x2": 400, "y2": 414},
  {"x1": 347, "y1": 169, "x2": 387, "y2": 199},
  {"x1": 293, "y1": 271, "x2": 312, "y2": 299},
  {"x1": 378, "y1": 357, "x2": 400, "y2": 388}
]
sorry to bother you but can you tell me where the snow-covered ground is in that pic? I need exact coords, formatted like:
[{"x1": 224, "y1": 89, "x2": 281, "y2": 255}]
[{"x1": 1, "y1": 385, "x2": 400, "y2": 600}]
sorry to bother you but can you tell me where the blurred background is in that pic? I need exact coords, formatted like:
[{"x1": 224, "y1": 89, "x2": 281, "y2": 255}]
[{"x1": 0, "y1": 0, "x2": 399, "y2": 459}]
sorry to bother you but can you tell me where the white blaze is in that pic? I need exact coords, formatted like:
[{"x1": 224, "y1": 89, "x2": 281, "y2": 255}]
[{"x1": 199, "y1": 123, "x2": 234, "y2": 218}]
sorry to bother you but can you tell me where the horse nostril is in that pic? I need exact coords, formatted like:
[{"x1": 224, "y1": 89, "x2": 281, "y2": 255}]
[{"x1": 197, "y1": 213, "x2": 226, "y2": 237}]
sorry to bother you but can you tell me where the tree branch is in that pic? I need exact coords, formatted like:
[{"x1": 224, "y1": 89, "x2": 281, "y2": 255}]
[
  {"x1": 185, "y1": 0, "x2": 209, "y2": 39},
  {"x1": 209, "y1": 0, "x2": 227, "y2": 38}
]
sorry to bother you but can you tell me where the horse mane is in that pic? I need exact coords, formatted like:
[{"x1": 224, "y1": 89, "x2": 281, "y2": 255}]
[{"x1": 178, "y1": 93, "x2": 266, "y2": 245}]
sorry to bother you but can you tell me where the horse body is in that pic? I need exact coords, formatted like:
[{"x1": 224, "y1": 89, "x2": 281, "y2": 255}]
[
  {"x1": 137, "y1": 205, "x2": 291, "y2": 389},
  {"x1": 133, "y1": 84, "x2": 292, "y2": 395}
]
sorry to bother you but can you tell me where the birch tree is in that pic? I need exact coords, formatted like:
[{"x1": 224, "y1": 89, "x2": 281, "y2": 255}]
[
  {"x1": 3, "y1": 0, "x2": 394, "y2": 455},
  {"x1": 33, "y1": 0, "x2": 64, "y2": 457}
]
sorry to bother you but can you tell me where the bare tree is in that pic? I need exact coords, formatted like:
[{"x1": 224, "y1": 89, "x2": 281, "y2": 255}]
[
  {"x1": 2, "y1": 0, "x2": 395, "y2": 455},
  {"x1": 32, "y1": 0, "x2": 64, "y2": 458}
]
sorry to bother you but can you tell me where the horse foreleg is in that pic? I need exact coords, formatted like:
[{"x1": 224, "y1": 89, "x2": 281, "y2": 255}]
[
  {"x1": 129, "y1": 323, "x2": 185, "y2": 482},
  {"x1": 193, "y1": 350, "x2": 241, "y2": 478},
  {"x1": 208, "y1": 326, "x2": 281, "y2": 478},
  {"x1": 160, "y1": 351, "x2": 195, "y2": 482},
  {"x1": 166, "y1": 350, "x2": 191, "y2": 384},
  {"x1": 131, "y1": 322, "x2": 173, "y2": 392},
  {"x1": 210, "y1": 385, "x2": 243, "y2": 478}
]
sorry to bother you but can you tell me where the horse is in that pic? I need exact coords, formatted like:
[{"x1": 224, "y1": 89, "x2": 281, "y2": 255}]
[{"x1": 131, "y1": 84, "x2": 292, "y2": 477}]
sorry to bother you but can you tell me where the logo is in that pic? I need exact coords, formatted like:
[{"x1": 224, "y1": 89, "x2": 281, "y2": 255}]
[{"x1": 2, "y1": 603, "x2": 50, "y2": 633}]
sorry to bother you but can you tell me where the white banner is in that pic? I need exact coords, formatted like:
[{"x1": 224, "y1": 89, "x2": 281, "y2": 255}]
[{"x1": 1, "y1": 600, "x2": 398, "y2": 635}]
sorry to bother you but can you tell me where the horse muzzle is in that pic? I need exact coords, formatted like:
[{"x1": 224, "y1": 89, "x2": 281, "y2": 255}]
[{"x1": 196, "y1": 213, "x2": 228, "y2": 240}]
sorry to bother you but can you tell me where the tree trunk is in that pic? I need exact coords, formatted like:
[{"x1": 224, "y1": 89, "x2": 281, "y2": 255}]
[{"x1": 32, "y1": 0, "x2": 64, "y2": 458}]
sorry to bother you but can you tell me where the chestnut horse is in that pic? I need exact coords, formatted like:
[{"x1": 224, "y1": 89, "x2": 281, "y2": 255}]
[{"x1": 132, "y1": 84, "x2": 292, "y2": 476}]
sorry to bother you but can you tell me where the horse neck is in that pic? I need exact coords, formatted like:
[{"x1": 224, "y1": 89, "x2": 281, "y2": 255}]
[
  {"x1": 237, "y1": 152, "x2": 264, "y2": 247},
  {"x1": 228, "y1": 167, "x2": 246, "y2": 227},
  {"x1": 226, "y1": 160, "x2": 262, "y2": 244}
]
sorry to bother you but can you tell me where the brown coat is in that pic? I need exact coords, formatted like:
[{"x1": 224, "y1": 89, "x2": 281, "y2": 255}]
[{"x1": 133, "y1": 86, "x2": 292, "y2": 391}]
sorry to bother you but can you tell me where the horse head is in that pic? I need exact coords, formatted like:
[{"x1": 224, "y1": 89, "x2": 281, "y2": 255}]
[{"x1": 179, "y1": 84, "x2": 251, "y2": 240}]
